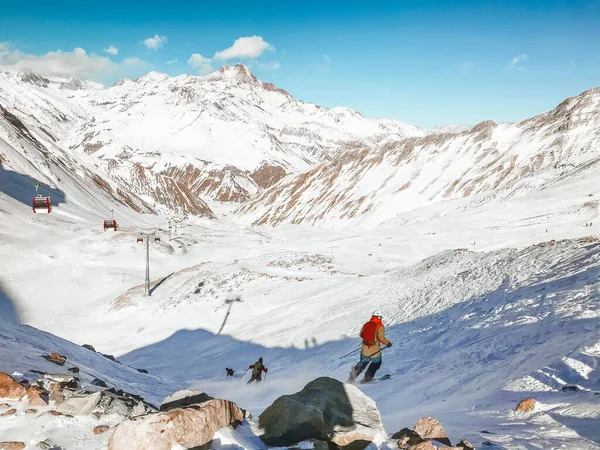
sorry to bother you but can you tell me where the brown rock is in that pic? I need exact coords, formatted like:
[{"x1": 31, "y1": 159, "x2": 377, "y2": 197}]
[
  {"x1": 27, "y1": 385, "x2": 49, "y2": 406},
  {"x1": 93, "y1": 425, "x2": 110, "y2": 435},
  {"x1": 515, "y1": 397, "x2": 536, "y2": 412},
  {"x1": 49, "y1": 383, "x2": 65, "y2": 404},
  {"x1": 108, "y1": 398, "x2": 244, "y2": 450},
  {"x1": 0, "y1": 408, "x2": 16, "y2": 417},
  {"x1": 0, "y1": 373, "x2": 27, "y2": 400},
  {"x1": 458, "y1": 440, "x2": 476, "y2": 449},
  {"x1": 0, "y1": 442, "x2": 26, "y2": 450},
  {"x1": 43, "y1": 352, "x2": 67, "y2": 366},
  {"x1": 0, "y1": 403, "x2": 10, "y2": 409},
  {"x1": 409, "y1": 443, "x2": 436, "y2": 450},
  {"x1": 414, "y1": 417, "x2": 452, "y2": 446},
  {"x1": 25, "y1": 408, "x2": 38, "y2": 415}
]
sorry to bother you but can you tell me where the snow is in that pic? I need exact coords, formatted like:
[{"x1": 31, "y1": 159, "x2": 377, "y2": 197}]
[{"x1": 1, "y1": 70, "x2": 600, "y2": 449}]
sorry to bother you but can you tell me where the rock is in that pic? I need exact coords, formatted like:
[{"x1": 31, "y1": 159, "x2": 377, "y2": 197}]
[
  {"x1": 160, "y1": 390, "x2": 213, "y2": 411},
  {"x1": 91, "y1": 378, "x2": 108, "y2": 388},
  {"x1": 29, "y1": 369, "x2": 47, "y2": 376},
  {"x1": 43, "y1": 352, "x2": 67, "y2": 366},
  {"x1": 393, "y1": 428, "x2": 427, "y2": 449},
  {"x1": 561, "y1": 385, "x2": 581, "y2": 392},
  {"x1": 43, "y1": 373, "x2": 78, "y2": 385},
  {"x1": 67, "y1": 367, "x2": 80, "y2": 374},
  {"x1": 135, "y1": 368, "x2": 148, "y2": 374},
  {"x1": 35, "y1": 439, "x2": 61, "y2": 449},
  {"x1": 0, "y1": 403, "x2": 9, "y2": 409},
  {"x1": 414, "y1": 417, "x2": 452, "y2": 446},
  {"x1": 0, "y1": 373, "x2": 27, "y2": 400},
  {"x1": 0, "y1": 442, "x2": 26, "y2": 450},
  {"x1": 25, "y1": 408, "x2": 38, "y2": 414},
  {"x1": 93, "y1": 425, "x2": 110, "y2": 435},
  {"x1": 515, "y1": 397, "x2": 536, "y2": 412},
  {"x1": 82, "y1": 344, "x2": 96, "y2": 352},
  {"x1": 101, "y1": 353, "x2": 116, "y2": 362},
  {"x1": 108, "y1": 398, "x2": 244, "y2": 450},
  {"x1": 40, "y1": 410, "x2": 73, "y2": 418},
  {"x1": 408, "y1": 443, "x2": 435, "y2": 450},
  {"x1": 56, "y1": 389, "x2": 155, "y2": 417},
  {"x1": 458, "y1": 439, "x2": 476, "y2": 449},
  {"x1": 258, "y1": 376, "x2": 387, "y2": 448},
  {"x1": 27, "y1": 385, "x2": 49, "y2": 406},
  {"x1": 0, "y1": 408, "x2": 16, "y2": 417}
]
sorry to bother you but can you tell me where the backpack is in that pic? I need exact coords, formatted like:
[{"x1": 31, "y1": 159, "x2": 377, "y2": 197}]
[{"x1": 361, "y1": 321, "x2": 381, "y2": 346}]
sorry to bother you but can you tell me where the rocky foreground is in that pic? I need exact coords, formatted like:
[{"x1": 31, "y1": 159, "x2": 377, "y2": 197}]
[
  {"x1": 1, "y1": 347, "x2": 585, "y2": 450},
  {"x1": 0, "y1": 346, "x2": 511, "y2": 450}
]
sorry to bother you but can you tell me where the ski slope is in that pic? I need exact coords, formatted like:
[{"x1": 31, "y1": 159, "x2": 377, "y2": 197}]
[{"x1": 1, "y1": 153, "x2": 599, "y2": 448}]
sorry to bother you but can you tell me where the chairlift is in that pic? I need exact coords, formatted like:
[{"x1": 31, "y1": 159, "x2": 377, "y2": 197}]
[
  {"x1": 32, "y1": 183, "x2": 52, "y2": 213},
  {"x1": 136, "y1": 237, "x2": 144, "y2": 243},
  {"x1": 154, "y1": 237, "x2": 161, "y2": 242},
  {"x1": 104, "y1": 219, "x2": 118, "y2": 231},
  {"x1": 103, "y1": 210, "x2": 117, "y2": 231}
]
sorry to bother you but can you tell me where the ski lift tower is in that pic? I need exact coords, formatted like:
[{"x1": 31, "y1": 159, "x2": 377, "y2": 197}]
[{"x1": 139, "y1": 230, "x2": 156, "y2": 296}]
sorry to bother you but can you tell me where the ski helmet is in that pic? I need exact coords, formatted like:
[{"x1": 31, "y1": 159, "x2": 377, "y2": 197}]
[{"x1": 372, "y1": 310, "x2": 382, "y2": 319}]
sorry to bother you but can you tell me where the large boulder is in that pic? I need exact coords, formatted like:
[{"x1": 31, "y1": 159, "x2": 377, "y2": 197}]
[
  {"x1": 108, "y1": 398, "x2": 244, "y2": 450},
  {"x1": 258, "y1": 377, "x2": 387, "y2": 449},
  {"x1": 0, "y1": 373, "x2": 26, "y2": 400},
  {"x1": 0, "y1": 443, "x2": 26, "y2": 450}
]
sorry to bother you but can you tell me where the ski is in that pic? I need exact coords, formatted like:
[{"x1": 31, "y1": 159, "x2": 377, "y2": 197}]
[{"x1": 359, "y1": 374, "x2": 391, "y2": 384}]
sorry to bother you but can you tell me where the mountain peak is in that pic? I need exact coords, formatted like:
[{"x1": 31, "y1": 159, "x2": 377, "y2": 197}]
[
  {"x1": 135, "y1": 71, "x2": 171, "y2": 83},
  {"x1": 216, "y1": 63, "x2": 259, "y2": 85}
]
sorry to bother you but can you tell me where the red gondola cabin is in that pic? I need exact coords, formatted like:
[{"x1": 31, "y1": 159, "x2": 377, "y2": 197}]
[
  {"x1": 32, "y1": 196, "x2": 52, "y2": 213},
  {"x1": 104, "y1": 219, "x2": 118, "y2": 231}
]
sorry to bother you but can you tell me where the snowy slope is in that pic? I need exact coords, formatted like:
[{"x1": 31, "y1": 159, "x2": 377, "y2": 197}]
[{"x1": 234, "y1": 87, "x2": 600, "y2": 228}]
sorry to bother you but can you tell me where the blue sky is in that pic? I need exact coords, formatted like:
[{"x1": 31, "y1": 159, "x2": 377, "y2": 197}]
[{"x1": 0, "y1": 0, "x2": 598, "y2": 127}]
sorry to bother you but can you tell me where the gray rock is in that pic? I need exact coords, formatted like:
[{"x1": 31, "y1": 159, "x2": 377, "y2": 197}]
[
  {"x1": 258, "y1": 376, "x2": 386, "y2": 448},
  {"x1": 159, "y1": 390, "x2": 213, "y2": 411}
]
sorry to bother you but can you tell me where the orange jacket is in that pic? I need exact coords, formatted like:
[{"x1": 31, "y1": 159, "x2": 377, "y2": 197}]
[{"x1": 359, "y1": 316, "x2": 390, "y2": 357}]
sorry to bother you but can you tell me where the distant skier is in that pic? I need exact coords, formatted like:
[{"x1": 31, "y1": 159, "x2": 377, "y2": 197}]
[
  {"x1": 348, "y1": 311, "x2": 392, "y2": 383},
  {"x1": 225, "y1": 367, "x2": 235, "y2": 377},
  {"x1": 247, "y1": 357, "x2": 268, "y2": 384}
]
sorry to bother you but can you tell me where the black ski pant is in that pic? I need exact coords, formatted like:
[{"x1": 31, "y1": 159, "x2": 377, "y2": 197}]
[{"x1": 353, "y1": 353, "x2": 382, "y2": 379}]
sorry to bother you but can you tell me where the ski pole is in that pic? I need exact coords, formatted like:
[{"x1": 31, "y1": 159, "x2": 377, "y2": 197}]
[
  {"x1": 237, "y1": 368, "x2": 249, "y2": 383},
  {"x1": 369, "y1": 344, "x2": 391, "y2": 358},
  {"x1": 338, "y1": 346, "x2": 363, "y2": 360}
]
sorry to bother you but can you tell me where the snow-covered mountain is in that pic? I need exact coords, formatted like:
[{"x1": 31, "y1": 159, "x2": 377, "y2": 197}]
[
  {"x1": 64, "y1": 64, "x2": 427, "y2": 203},
  {"x1": 234, "y1": 87, "x2": 600, "y2": 228},
  {"x1": 0, "y1": 70, "x2": 214, "y2": 218}
]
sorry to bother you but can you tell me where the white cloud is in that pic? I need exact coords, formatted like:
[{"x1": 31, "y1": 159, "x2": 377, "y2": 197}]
[
  {"x1": 144, "y1": 35, "x2": 167, "y2": 51},
  {"x1": 167, "y1": 58, "x2": 178, "y2": 65},
  {"x1": 510, "y1": 54, "x2": 528, "y2": 70},
  {"x1": 0, "y1": 46, "x2": 117, "y2": 78},
  {"x1": 104, "y1": 46, "x2": 118, "y2": 55},
  {"x1": 124, "y1": 57, "x2": 144, "y2": 66},
  {"x1": 213, "y1": 36, "x2": 274, "y2": 60},
  {"x1": 188, "y1": 53, "x2": 213, "y2": 75},
  {"x1": 0, "y1": 44, "x2": 150, "y2": 82},
  {"x1": 322, "y1": 54, "x2": 331, "y2": 64}
]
